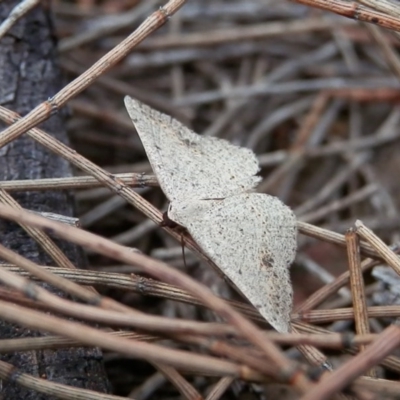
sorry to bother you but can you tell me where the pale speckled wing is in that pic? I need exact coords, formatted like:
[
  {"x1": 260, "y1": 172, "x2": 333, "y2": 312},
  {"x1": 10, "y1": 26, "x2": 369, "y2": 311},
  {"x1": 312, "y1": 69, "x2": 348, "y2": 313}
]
[
  {"x1": 124, "y1": 96, "x2": 261, "y2": 202},
  {"x1": 168, "y1": 193, "x2": 297, "y2": 333}
]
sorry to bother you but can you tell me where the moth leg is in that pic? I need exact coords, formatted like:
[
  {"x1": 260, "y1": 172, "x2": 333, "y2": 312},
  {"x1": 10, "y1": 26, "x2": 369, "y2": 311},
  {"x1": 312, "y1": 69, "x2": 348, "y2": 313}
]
[{"x1": 160, "y1": 210, "x2": 179, "y2": 228}]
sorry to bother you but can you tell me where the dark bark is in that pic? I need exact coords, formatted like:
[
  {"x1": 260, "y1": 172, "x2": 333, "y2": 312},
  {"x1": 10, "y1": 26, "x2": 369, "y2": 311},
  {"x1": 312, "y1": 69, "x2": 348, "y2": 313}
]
[{"x1": 0, "y1": 1, "x2": 110, "y2": 398}]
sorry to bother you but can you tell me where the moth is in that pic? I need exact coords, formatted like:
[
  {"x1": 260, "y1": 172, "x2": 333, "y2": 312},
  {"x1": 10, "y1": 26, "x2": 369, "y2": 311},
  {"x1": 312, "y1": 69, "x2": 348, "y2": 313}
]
[{"x1": 125, "y1": 96, "x2": 297, "y2": 332}]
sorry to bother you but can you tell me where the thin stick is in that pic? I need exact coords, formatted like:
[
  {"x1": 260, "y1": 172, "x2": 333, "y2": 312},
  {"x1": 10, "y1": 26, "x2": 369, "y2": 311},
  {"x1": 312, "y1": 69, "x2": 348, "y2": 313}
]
[
  {"x1": 0, "y1": 300, "x2": 249, "y2": 379},
  {"x1": 0, "y1": 0, "x2": 40, "y2": 41},
  {"x1": 300, "y1": 325, "x2": 400, "y2": 400},
  {"x1": 346, "y1": 228, "x2": 376, "y2": 377},
  {"x1": 295, "y1": 257, "x2": 382, "y2": 313},
  {"x1": 292, "y1": 0, "x2": 400, "y2": 32},
  {"x1": 355, "y1": 220, "x2": 400, "y2": 275},
  {"x1": 205, "y1": 377, "x2": 234, "y2": 400},
  {"x1": 358, "y1": 0, "x2": 400, "y2": 19},
  {"x1": 298, "y1": 221, "x2": 377, "y2": 258},
  {"x1": 0, "y1": 358, "x2": 126, "y2": 400},
  {"x1": 154, "y1": 363, "x2": 202, "y2": 400},
  {"x1": 0, "y1": 190, "x2": 80, "y2": 273}
]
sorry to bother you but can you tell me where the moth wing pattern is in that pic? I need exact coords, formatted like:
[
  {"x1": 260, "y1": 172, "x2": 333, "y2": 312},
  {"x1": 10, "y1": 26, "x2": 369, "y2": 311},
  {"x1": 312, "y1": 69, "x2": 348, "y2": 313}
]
[
  {"x1": 124, "y1": 96, "x2": 261, "y2": 201},
  {"x1": 125, "y1": 96, "x2": 298, "y2": 332},
  {"x1": 168, "y1": 193, "x2": 297, "y2": 332}
]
